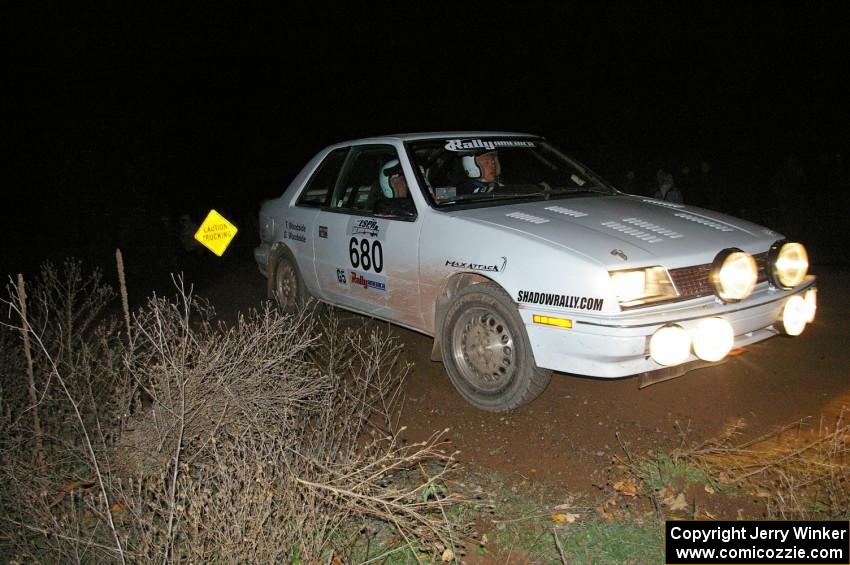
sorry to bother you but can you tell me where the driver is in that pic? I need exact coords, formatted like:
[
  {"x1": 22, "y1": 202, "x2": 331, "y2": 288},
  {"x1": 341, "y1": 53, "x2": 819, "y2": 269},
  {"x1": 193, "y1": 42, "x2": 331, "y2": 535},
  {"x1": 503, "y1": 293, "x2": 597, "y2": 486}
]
[
  {"x1": 372, "y1": 159, "x2": 414, "y2": 216},
  {"x1": 379, "y1": 159, "x2": 409, "y2": 198},
  {"x1": 457, "y1": 150, "x2": 502, "y2": 195}
]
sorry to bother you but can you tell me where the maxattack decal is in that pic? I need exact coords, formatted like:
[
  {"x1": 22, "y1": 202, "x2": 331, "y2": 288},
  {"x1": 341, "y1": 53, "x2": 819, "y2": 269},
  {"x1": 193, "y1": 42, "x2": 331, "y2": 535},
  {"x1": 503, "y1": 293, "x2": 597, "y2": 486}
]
[
  {"x1": 444, "y1": 139, "x2": 536, "y2": 151},
  {"x1": 445, "y1": 257, "x2": 507, "y2": 273},
  {"x1": 517, "y1": 291, "x2": 603, "y2": 311},
  {"x1": 283, "y1": 220, "x2": 306, "y2": 243},
  {"x1": 349, "y1": 271, "x2": 386, "y2": 292}
]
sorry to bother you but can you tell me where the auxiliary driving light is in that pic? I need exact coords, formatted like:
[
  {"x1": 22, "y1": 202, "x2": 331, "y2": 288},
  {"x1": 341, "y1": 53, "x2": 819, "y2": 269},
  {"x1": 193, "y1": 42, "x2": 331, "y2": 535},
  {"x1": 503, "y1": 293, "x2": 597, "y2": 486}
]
[
  {"x1": 649, "y1": 325, "x2": 691, "y2": 366},
  {"x1": 692, "y1": 317, "x2": 734, "y2": 362},
  {"x1": 768, "y1": 241, "x2": 809, "y2": 289},
  {"x1": 711, "y1": 249, "x2": 758, "y2": 302},
  {"x1": 803, "y1": 288, "x2": 817, "y2": 323},
  {"x1": 779, "y1": 295, "x2": 807, "y2": 336}
]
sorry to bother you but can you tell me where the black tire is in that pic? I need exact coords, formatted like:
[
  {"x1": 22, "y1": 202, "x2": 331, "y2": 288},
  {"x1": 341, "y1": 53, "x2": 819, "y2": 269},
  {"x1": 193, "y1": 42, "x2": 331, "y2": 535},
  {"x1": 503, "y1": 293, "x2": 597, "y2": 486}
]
[
  {"x1": 440, "y1": 282, "x2": 552, "y2": 411},
  {"x1": 271, "y1": 251, "x2": 307, "y2": 315}
]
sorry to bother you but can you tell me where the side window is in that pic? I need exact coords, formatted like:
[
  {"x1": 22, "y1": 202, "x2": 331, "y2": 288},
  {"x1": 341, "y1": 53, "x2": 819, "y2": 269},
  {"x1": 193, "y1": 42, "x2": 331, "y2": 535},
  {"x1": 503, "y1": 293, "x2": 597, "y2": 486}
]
[
  {"x1": 330, "y1": 145, "x2": 416, "y2": 218},
  {"x1": 296, "y1": 148, "x2": 348, "y2": 207}
]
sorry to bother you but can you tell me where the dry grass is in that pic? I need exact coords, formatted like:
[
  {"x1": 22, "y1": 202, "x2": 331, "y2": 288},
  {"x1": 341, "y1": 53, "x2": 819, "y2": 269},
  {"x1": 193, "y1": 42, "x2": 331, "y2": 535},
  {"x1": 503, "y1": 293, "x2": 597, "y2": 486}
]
[
  {"x1": 0, "y1": 258, "x2": 466, "y2": 563},
  {"x1": 684, "y1": 413, "x2": 850, "y2": 519}
]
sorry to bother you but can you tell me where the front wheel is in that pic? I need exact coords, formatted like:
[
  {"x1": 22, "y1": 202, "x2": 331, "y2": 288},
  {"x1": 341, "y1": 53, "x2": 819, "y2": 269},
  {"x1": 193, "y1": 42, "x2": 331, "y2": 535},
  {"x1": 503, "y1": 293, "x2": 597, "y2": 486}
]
[{"x1": 440, "y1": 283, "x2": 551, "y2": 411}]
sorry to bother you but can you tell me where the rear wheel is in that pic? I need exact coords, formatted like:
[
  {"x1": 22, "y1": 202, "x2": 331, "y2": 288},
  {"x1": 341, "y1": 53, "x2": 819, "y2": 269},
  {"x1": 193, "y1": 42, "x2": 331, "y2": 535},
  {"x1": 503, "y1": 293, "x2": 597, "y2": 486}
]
[
  {"x1": 441, "y1": 283, "x2": 551, "y2": 411},
  {"x1": 271, "y1": 252, "x2": 306, "y2": 315}
]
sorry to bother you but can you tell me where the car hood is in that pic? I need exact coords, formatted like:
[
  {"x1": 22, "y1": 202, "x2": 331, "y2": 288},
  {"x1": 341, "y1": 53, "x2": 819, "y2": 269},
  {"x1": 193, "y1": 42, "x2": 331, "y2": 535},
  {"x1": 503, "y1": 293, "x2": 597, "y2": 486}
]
[{"x1": 449, "y1": 194, "x2": 779, "y2": 269}]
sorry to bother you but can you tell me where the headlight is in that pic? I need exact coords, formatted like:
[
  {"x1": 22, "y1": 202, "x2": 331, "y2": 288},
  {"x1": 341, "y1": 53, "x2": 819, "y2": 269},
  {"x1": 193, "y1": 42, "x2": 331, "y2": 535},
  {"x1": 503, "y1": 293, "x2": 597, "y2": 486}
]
[
  {"x1": 609, "y1": 266, "x2": 677, "y2": 308},
  {"x1": 767, "y1": 241, "x2": 808, "y2": 289},
  {"x1": 710, "y1": 249, "x2": 757, "y2": 302}
]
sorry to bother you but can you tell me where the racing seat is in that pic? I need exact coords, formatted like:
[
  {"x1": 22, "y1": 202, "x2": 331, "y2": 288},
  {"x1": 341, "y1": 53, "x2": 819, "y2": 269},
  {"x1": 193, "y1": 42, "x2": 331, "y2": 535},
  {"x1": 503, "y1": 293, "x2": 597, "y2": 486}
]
[
  {"x1": 364, "y1": 182, "x2": 385, "y2": 211},
  {"x1": 362, "y1": 183, "x2": 413, "y2": 216}
]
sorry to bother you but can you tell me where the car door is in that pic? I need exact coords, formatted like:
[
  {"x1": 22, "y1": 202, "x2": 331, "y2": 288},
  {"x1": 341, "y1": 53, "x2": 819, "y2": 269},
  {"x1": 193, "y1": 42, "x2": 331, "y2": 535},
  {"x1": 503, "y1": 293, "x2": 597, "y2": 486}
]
[
  {"x1": 314, "y1": 144, "x2": 423, "y2": 327},
  {"x1": 284, "y1": 147, "x2": 348, "y2": 296}
]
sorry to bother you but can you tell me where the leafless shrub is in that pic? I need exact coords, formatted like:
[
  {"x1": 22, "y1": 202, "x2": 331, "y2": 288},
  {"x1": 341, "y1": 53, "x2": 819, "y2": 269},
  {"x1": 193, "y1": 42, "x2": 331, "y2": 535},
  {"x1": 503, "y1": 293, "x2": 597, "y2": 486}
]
[
  {"x1": 1, "y1": 261, "x2": 465, "y2": 563},
  {"x1": 25, "y1": 258, "x2": 116, "y2": 371},
  {"x1": 2, "y1": 259, "x2": 123, "y2": 440},
  {"x1": 110, "y1": 281, "x2": 461, "y2": 562},
  {"x1": 294, "y1": 429, "x2": 462, "y2": 560},
  {"x1": 113, "y1": 278, "x2": 327, "y2": 477},
  {"x1": 1, "y1": 262, "x2": 126, "y2": 563}
]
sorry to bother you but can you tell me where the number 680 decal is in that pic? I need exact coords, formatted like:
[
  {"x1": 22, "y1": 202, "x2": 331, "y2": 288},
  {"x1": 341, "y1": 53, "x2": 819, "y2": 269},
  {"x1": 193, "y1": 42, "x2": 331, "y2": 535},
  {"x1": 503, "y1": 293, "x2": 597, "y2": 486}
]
[{"x1": 349, "y1": 237, "x2": 384, "y2": 273}]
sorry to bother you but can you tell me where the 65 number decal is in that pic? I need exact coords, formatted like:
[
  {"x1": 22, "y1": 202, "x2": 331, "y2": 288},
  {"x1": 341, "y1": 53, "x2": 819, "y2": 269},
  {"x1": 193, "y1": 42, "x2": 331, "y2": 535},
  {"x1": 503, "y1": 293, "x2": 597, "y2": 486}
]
[{"x1": 349, "y1": 237, "x2": 383, "y2": 273}]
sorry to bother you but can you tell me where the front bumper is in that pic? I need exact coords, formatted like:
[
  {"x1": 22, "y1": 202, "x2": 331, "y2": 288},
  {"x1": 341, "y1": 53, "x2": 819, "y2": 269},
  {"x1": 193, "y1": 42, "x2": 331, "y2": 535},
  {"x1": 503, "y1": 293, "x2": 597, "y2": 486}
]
[{"x1": 520, "y1": 277, "x2": 816, "y2": 379}]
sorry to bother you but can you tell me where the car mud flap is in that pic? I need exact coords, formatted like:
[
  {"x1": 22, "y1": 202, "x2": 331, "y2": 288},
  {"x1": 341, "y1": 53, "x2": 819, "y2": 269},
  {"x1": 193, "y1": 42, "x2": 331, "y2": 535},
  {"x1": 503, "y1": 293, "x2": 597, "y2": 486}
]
[
  {"x1": 637, "y1": 358, "x2": 729, "y2": 388},
  {"x1": 430, "y1": 338, "x2": 442, "y2": 362}
]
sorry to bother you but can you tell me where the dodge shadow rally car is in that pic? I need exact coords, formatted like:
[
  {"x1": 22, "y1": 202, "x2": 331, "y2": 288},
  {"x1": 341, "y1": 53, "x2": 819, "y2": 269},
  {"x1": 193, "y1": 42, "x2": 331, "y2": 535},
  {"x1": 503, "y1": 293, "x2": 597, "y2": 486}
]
[{"x1": 255, "y1": 132, "x2": 816, "y2": 411}]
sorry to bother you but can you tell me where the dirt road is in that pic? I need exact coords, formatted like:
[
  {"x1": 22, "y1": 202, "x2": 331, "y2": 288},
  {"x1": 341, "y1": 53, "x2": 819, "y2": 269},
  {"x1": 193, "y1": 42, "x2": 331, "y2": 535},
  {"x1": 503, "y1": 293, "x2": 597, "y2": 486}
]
[{"x1": 180, "y1": 245, "x2": 849, "y2": 495}]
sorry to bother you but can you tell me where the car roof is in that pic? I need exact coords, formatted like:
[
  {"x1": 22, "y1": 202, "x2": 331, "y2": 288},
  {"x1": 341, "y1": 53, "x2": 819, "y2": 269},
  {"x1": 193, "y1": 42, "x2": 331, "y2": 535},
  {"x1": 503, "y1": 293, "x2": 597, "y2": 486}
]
[{"x1": 332, "y1": 131, "x2": 541, "y2": 146}]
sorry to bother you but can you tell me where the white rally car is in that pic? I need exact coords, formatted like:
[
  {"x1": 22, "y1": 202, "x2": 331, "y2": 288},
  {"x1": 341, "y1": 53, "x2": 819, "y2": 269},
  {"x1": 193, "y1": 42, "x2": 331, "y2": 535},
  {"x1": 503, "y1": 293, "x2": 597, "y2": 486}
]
[{"x1": 255, "y1": 132, "x2": 816, "y2": 411}]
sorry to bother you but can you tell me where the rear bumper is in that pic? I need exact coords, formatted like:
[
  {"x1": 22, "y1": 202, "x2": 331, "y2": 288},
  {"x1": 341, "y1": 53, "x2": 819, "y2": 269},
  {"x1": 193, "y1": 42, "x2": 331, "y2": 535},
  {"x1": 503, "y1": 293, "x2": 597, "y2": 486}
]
[
  {"x1": 520, "y1": 277, "x2": 816, "y2": 378},
  {"x1": 254, "y1": 244, "x2": 271, "y2": 277}
]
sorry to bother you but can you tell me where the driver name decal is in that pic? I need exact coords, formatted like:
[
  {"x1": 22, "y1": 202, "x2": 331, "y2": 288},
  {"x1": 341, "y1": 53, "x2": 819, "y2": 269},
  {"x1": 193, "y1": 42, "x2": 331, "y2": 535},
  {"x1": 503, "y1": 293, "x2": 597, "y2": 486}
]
[
  {"x1": 444, "y1": 139, "x2": 536, "y2": 152},
  {"x1": 284, "y1": 220, "x2": 306, "y2": 243},
  {"x1": 517, "y1": 290, "x2": 603, "y2": 311}
]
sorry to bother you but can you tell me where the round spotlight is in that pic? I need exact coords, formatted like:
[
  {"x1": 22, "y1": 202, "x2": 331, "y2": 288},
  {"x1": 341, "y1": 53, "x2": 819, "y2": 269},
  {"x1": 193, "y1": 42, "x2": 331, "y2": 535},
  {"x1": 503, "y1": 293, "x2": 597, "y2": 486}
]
[
  {"x1": 693, "y1": 318, "x2": 734, "y2": 362},
  {"x1": 711, "y1": 249, "x2": 758, "y2": 302},
  {"x1": 650, "y1": 325, "x2": 691, "y2": 366},
  {"x1": 803, "y1": 288, "x2": 817, "y2": 323},
  {"x1": 779, "y1": 295, "x2": 807, "y2": 336},
  {"x1": 768, "y1": 241, "x2": 809, "y2": 289}
]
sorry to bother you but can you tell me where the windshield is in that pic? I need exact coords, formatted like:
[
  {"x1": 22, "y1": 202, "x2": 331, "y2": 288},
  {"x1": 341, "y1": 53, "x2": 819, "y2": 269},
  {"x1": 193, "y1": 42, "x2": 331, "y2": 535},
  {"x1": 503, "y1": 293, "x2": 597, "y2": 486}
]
[{"x1": 407, "y1": 137, "x2": 615, "y2": 207}]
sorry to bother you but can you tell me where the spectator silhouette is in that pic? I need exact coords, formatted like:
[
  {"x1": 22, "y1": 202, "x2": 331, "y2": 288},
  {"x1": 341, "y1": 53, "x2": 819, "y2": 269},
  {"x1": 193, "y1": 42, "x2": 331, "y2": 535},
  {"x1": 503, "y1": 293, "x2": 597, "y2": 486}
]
[
  {"x1": 678, "y1": 163, "x2": 692, "y2": 195},
  {"x1": 621, "y1": 169, "x2": 637, "y2": 194},
  {"x1": 692, "y1": 160, "x2": 721, "y2": 210},
  {"x1": 653, "y1": 169, "x2": 684, "y2": 203}
]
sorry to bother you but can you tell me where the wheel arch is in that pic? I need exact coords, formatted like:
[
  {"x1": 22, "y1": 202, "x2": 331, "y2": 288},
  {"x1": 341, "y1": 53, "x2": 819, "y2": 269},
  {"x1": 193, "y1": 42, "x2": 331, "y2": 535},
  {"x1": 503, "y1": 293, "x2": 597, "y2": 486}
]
[{"x1": 430, "y1": 271, "x2": 513, "y2": 361}]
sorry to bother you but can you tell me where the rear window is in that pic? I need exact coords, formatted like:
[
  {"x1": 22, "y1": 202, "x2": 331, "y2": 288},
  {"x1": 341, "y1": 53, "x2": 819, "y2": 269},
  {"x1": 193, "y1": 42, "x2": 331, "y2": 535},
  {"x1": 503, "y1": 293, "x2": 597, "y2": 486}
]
[{"x1": 296, "y1": 147, "x2": 348, "y2": 207}]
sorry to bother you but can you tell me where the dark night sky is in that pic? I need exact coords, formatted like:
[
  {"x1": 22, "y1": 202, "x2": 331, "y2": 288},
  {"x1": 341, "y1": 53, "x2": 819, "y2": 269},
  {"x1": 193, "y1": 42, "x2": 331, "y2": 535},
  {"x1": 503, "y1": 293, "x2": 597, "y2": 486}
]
[{"x1": 4, "y1": 4, "x2": 849, "y2": 274}]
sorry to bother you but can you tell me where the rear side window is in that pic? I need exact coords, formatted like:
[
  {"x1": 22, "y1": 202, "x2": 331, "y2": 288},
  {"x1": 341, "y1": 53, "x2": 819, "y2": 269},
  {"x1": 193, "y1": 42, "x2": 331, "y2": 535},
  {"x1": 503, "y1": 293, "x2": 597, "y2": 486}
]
[{"x1": 296, "y1": 148, "x2": 348, "y2": 207}]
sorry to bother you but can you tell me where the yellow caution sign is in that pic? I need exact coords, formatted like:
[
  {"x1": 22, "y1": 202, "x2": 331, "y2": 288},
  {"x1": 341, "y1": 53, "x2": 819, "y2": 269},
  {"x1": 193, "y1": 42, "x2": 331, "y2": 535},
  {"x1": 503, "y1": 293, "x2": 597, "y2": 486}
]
[{"x1": 194, "y1": 209, "x2": 238, "y2": 256}]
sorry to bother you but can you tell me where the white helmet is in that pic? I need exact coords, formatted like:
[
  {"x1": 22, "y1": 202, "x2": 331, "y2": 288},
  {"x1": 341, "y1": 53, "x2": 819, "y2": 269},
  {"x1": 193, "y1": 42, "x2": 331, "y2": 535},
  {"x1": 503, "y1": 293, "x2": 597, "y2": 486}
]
[
  {"x1": 379, "y1": 159, "x2": 402, "y2": 197},
  {"x1": 461, "y1": 150, "x2": 499, "y2": 179}
]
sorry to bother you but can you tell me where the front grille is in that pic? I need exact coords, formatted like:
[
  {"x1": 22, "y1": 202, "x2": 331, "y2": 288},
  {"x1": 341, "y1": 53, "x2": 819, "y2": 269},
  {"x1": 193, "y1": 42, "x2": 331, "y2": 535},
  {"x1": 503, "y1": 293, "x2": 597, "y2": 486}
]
[
  {"x1": 754, "y1": 252, "x2": 768, "y2": 283},
  {"x1": 668, "y1": 252, "x2": 768, "y2": 300},
  {"x1": 668, "y1": 264, "x2": 713, "y2": 298}
]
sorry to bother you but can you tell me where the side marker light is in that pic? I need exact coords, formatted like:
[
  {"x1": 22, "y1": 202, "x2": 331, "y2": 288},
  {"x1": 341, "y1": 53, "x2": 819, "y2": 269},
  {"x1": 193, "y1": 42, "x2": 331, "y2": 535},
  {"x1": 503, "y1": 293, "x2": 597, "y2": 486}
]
[{"x1": 533, "y1": 314, "x2": 573, "y2": 329}]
